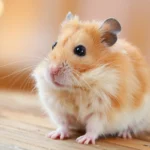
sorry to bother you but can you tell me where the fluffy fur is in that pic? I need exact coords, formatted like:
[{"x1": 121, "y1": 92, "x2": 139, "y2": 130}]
[{"x1": 33, "y1": 14, "x2": 150, "y2": 144}]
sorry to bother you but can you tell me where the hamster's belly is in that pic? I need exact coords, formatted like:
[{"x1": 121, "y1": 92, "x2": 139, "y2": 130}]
[
  {"x1": 39, "y1": 81, "x2": 150, "y2": 135},
  {"x1": 76, "y1": 93, "x2": 150, "y2": 135}
]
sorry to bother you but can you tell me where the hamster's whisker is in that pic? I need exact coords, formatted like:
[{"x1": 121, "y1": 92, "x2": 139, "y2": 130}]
[
  {"x1": 73, "y1": 72, "x2": 97, "y2": 95},
  {"x1": 23, "y1": 56, "x2": 45, "y2": 60},
  {"x1": 44, "y1": 57, "x2": 49, "y2": 62},
  {"x1": 31, "y1": 86, "x2": 37, "y2": 94},
  {"x1": 0, "y1": 59, "x2": 40, "y2": 68},
  {"x1": 20, "y1": 73, "x2": 32, "y2": 91},
  {"x1": 74, "y1": 76, "x2": 82, "y2": 87},
  {"x1": 71, "y1": 70, "x2": 83, "y2": 88},
  {"x1": 72, "y1": 69, "x2": 103, "y2": 96},
  {"x1": 72, "y1": 70, "x2": 84, "y2": 84},
  {"x1": 70, "y1": 73, "x2": 81, "y2": 87},
  {"x1": 72, "y1": 69, "x2": 81, "y2": 77},
  {"x1": 0, "y1": 65, "x2": 35, "y2": 79},
  {"x1": 8, "y1": 65, "x2": 34, "y2": 90},
  {"x1": 73, "y1": 70, "x2": 103, "y2": 97},
  {"x1": 9, "y1": 70, "x2": 27, "y2": 89}
]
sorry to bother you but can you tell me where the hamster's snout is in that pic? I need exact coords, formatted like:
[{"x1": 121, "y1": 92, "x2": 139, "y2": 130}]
[
  {"x1": 47, "y1": 63, "x2": 72, "y2": 88},
  {"x1": 50, "y1": 66, "x2": 62, "y2": 77},
  {"x1": 49, "y1": 65, "x2": 64, "y2": 87}
]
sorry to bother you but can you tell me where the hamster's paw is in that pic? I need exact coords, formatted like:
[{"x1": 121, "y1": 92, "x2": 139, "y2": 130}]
[
  {"x1": 76, "y1": 133, "x2": 97, "y2": 144},
  {"x1": 118, "y1": 128, "x2": 132, "y2": 139},
  {"x1": 47, "y1": 128, "x2": 70, "y2": 140}
]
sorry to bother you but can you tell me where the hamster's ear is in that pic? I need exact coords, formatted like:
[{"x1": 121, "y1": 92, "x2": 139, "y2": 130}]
[
  {"x1": 62, "y1": 12, "x2": 79, "y2": 26},
  {"x1": 100, "y1": 18, "x2": 121, "y2": 46},
  {"x1": 65, "y1": 12, "x2": 74, "y2": 21}
]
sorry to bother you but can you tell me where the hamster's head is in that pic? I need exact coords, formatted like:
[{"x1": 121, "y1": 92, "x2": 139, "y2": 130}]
[{"x1": 33, "y1": 12, "x2": 121, "y2": 90}]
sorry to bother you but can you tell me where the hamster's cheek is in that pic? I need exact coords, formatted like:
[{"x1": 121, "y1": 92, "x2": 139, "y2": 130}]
[
  {"x1": 43, "y1": 65, "x2": 56, "y2": 88},
  {"x1": 33, "y1": 60, "x2": 50, "y2": 82},
  {"x1": 43, "y1": 66, "x2": 51, "y2": 82}
]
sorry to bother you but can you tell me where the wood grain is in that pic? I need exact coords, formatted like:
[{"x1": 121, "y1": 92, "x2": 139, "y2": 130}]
[{"x1": 0, "y1": 90, "x2": 150, "y2": 150}]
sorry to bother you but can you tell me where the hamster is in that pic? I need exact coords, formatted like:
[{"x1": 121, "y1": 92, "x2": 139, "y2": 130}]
[{"x1": 33, "y1": 12, "x2": 150, "y2": 144}]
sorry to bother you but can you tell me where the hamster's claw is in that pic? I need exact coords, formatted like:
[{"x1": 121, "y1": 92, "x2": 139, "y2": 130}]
[
  {"x1": 47, "y1": 129, "x2": 70, "y2": 140},
  {"x1": 118, "y1": 129, "x2": 132, "y2": 139},
  {"x1": 76, "y1": 134, "x2": 96, "y2": 144}
]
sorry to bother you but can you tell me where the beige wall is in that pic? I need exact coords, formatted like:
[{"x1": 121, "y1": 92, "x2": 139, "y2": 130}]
[
  {"x1": 0, "y1": 0, "x2": 150, "y2": 90},
  {"x1": 0, "y1": 0, "x2": 77, "y2": 67}
]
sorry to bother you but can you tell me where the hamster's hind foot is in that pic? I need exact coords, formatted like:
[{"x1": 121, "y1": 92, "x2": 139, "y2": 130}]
[
  {"x1": 47, "y1": 128, "x2": 70, "y2": 140},
  {"x1": 76, "y1": 133, "x2": 97, "y2": 144},
  {"x1": 118, "y1": 128, "x2": 133, "y2": 139}
]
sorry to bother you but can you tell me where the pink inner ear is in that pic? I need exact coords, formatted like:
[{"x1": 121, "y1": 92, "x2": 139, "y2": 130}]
[{"x1": 101, "y1": 32, "x2": 117, "y2": 47}]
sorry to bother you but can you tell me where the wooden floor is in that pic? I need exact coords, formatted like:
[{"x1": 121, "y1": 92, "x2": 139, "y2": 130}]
[{"x1": 1, "y1": 90, "x2": 150, "y2": 150}]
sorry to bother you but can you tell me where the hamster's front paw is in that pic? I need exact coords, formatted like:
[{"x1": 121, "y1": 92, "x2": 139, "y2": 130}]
[
  {"x1": 47, "y1": 128, "x2": 70, "y2": 140},
  {"x1": 76, "y1": 133, "x2": 97, "y2": 144}
]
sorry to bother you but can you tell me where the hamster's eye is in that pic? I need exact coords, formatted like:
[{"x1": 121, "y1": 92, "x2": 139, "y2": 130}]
[
  {"x1": 74, "y1": 45, "x2": 86, "y2": 57},
  {"x1": 52, "y1": 42, "x2": 57, "y2": 50}
]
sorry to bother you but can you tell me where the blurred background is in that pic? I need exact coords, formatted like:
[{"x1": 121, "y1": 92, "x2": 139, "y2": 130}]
[{"x1": 0, "y1": 0, "x2": 150, "y2": 91}]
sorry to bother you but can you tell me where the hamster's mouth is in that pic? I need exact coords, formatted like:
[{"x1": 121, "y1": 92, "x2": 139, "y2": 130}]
[
  {"x1": 50, "y1": 74, "x2": 65, "y2": 87},
  {"x1": 52, "y1": 79, "x2": 64, "y2": 87}
]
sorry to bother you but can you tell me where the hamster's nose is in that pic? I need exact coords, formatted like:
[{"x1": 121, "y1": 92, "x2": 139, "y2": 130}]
[{"x1": 50, "y1": 66, "x2": 61, "y2": 76}]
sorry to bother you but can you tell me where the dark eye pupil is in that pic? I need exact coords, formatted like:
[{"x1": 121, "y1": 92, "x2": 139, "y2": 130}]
[
  {"x1": 74, "y1": 45, "x2": 86, "y2": 56},
  {"x1": 52, "y1": 42, "x2": 57, "y2": 50}
]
